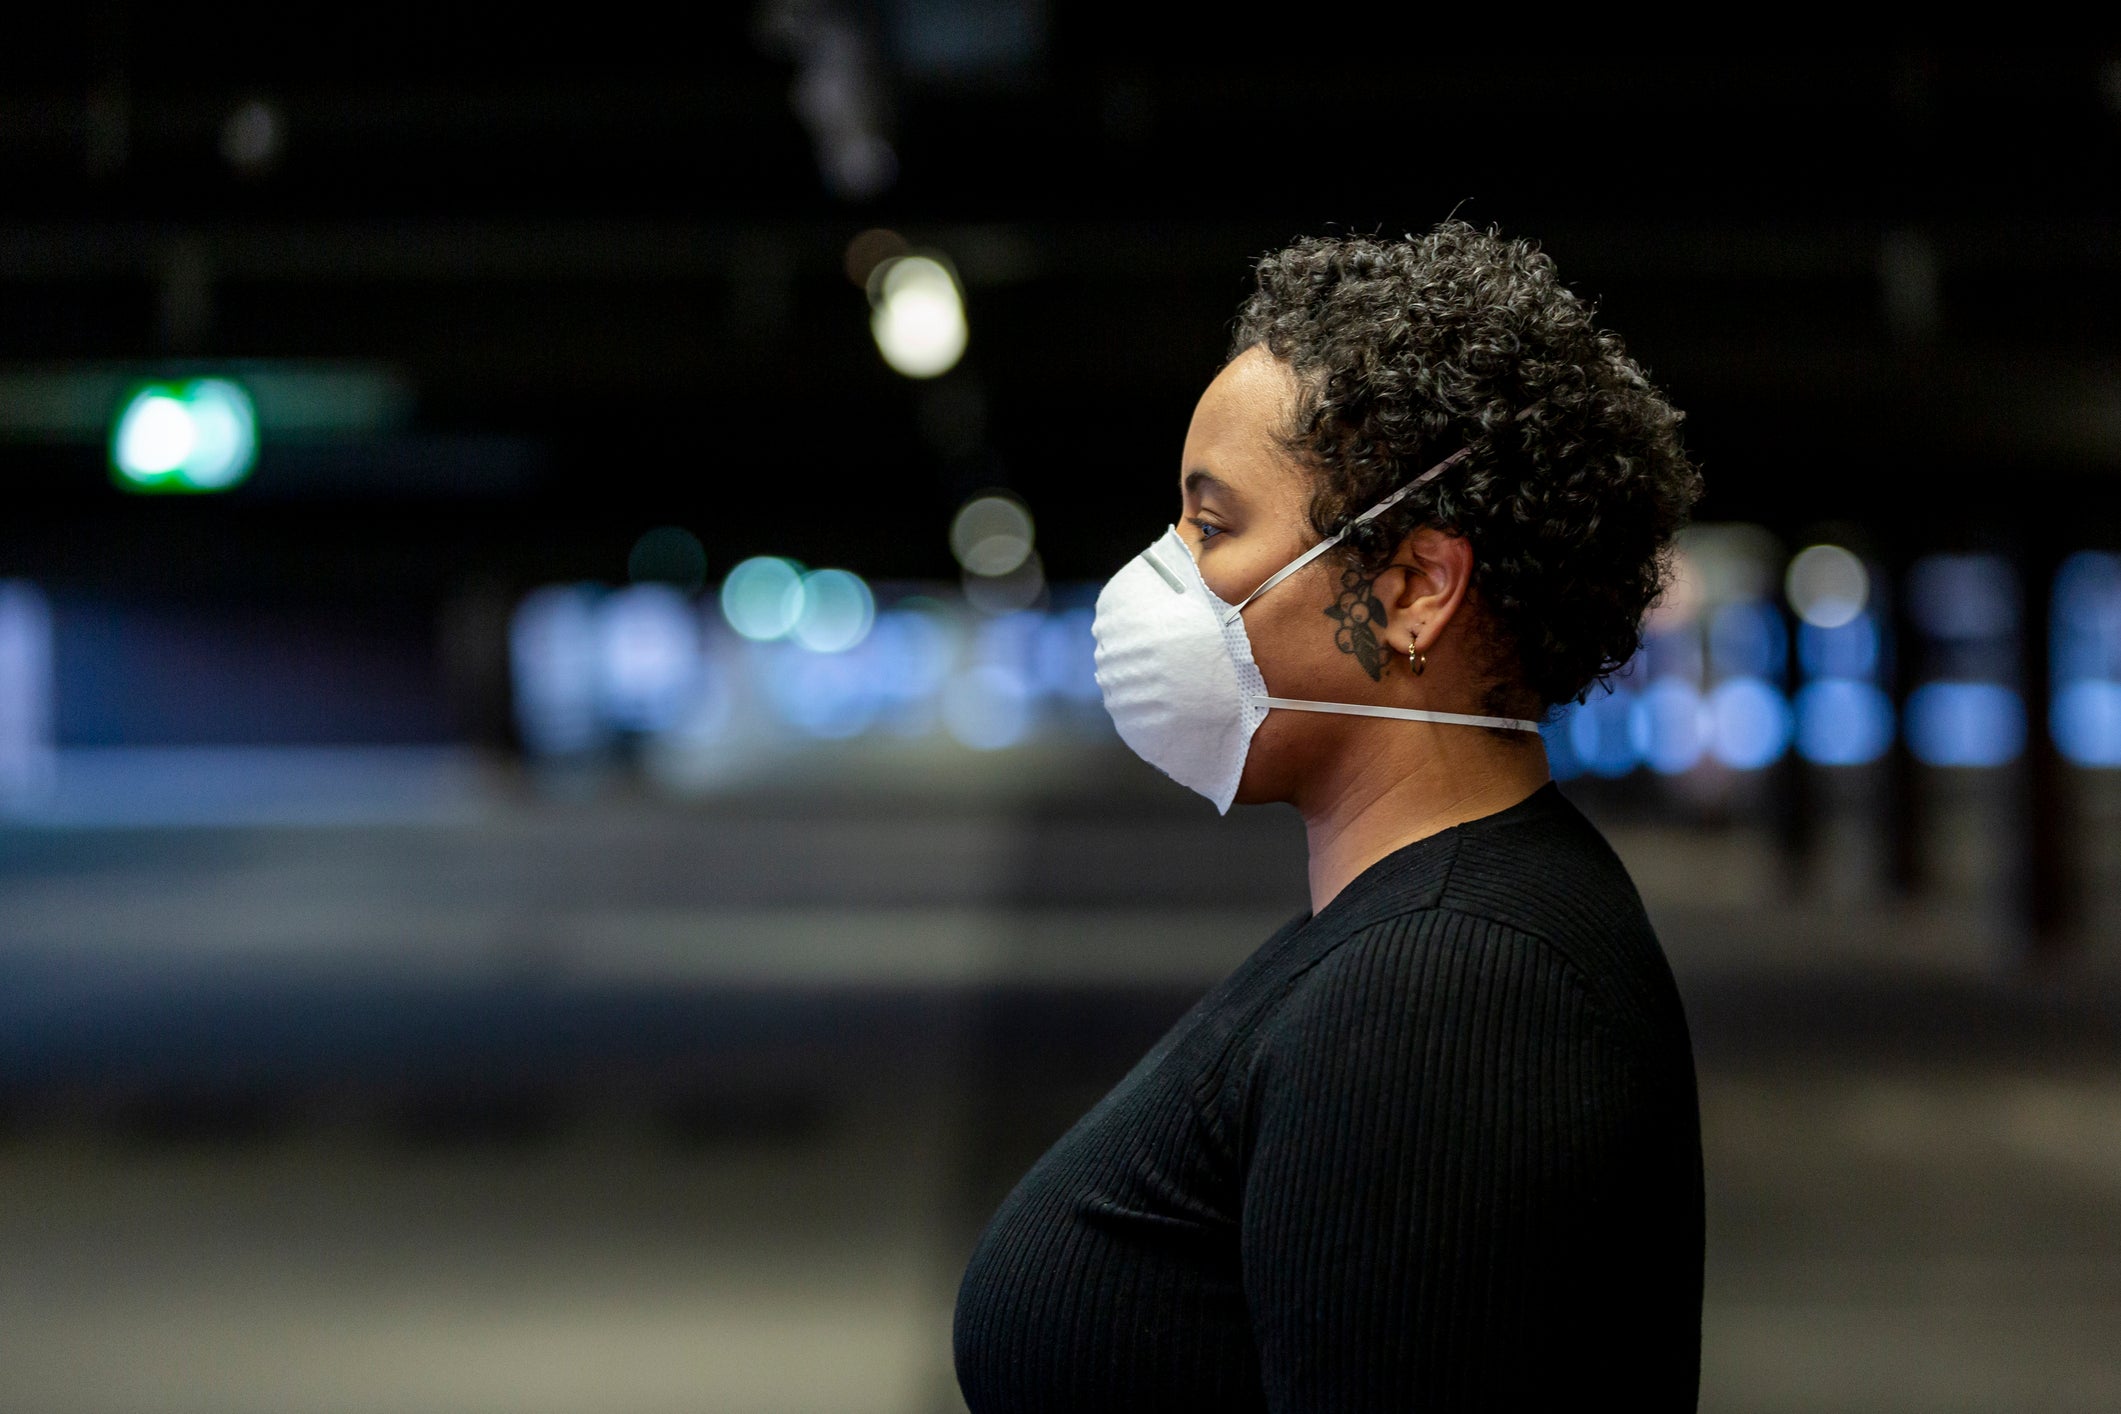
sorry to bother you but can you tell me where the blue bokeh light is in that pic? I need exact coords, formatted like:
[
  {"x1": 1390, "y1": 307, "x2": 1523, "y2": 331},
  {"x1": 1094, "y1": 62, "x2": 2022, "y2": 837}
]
[
  {"x1": 1642, "y1": 626, "x2": 1705, "y2": 684},
  {"x1": 2052, "y1": 551, "x2": 2121, "y2": 683},
  {"x1": 1568, "y1": 687, "x2": 1640, "y2": 777},
  {"x1": 972, "y1": 610, "x2": 1041, "y2": 670},
  {"x1": 1795, "y1": 679, "x2": 1894, "y2": 765},
  {"x1": 759, "y1": 641, "x2": 883, "y2": 739},
  {"x1": 1905, "y1": 681, "x2": 2025, "y2": 767},
  {"x1": 942, "y1": 663, "x2": 1032, "y2": 750},
  {"x1": 2054, "y1": 679, "x2": 2121, "y2": 767},
  {"x1": 1541, "y1": 709, "x2": 1582, "y2": 781},
  {"x1": 1629, "y1": 679, "x2": 1707, "y2": 775},
  {"x1": 1909, "y1": 553, "x2": 2018, "y2": 640},
  {"x1": 1031, "y1": 607, "x2": 1100, "y2": 701},
  {"x1": 865, "y1": 608, "x2": 957, "y2": 703},
  {"x1": 1706, "y1": 677, "x2": 1792, "y2": 769},
  {"x1": 509, "y1": 585, "x2": 604, "y2": 755},
  {"x1": 1797, "y1": 614, "x2": 1880, "y2": 682},
  {"x1": 1708, "y1": 601, "x2": 1786, "y2": 683},
  {"x1": 596, "y1": 584, "x2": 701, "y2": 733}
]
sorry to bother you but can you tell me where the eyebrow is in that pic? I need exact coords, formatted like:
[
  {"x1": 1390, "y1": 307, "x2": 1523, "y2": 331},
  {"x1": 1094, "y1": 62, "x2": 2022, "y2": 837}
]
[{"x1": 1183, "y1": 468, "x2": 1240, "y2": 502}]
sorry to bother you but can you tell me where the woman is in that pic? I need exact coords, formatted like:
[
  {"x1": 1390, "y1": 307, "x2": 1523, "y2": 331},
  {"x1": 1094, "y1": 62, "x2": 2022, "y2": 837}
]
[{"x1": 953, "y1": 221, "x2": 1707, "y2": 1411}]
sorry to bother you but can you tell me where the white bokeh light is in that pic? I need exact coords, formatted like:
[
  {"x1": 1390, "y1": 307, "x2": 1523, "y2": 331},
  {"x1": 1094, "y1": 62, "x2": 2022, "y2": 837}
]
[
  {"x1": 949, "y1": 494, "x2": 1034, "y2": 576},
  {"x1": 870, "y1": 255, "x2": 967, "y2": 378},
  {"x1": 113, "y1": 395, "x2": 195, "y2": 478},
  {"x1": 178, "y1": 381, "x2": 257, "y2": 488},
  {"x1": 964, "y1": 552, "x2": 1046, "y2": 616},
  {"x1": 1785, "y1": 544, "x2": 1869, "y2": 629}
]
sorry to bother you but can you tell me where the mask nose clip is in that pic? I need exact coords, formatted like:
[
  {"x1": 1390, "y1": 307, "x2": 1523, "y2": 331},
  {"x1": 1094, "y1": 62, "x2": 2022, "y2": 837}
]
[{"x1": 1140, "y1": 538, "x2": 1189, "y2": 594}]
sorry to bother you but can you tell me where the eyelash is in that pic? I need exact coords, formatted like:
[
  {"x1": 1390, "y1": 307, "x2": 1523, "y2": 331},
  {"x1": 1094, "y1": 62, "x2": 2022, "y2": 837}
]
[{"x1": 1190, "y1": 518, "x2": 1226, "y2": 543}]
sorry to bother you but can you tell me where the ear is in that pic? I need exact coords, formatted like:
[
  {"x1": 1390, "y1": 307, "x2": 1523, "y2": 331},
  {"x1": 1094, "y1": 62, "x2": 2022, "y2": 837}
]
[{"x1": 1375, "y1": 527, "x2": 1474, "y2": 657}]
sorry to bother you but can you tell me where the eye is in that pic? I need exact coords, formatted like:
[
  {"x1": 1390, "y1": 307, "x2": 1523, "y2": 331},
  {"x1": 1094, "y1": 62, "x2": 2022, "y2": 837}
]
[{"x1": 1189, "y1": 518, "x2": 1227, "y2": 544}]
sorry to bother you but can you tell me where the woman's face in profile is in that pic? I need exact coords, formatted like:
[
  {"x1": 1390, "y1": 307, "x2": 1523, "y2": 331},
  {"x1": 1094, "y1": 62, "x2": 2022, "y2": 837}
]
[{"x1": 1176, "y1": 346, "x2": 1422, "y2": 805}]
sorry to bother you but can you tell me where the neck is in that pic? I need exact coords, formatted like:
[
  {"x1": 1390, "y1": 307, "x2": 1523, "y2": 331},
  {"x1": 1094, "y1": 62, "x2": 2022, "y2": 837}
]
[{"x1": 1297, "y1": 728, "x2": 1551, "y2": 915}]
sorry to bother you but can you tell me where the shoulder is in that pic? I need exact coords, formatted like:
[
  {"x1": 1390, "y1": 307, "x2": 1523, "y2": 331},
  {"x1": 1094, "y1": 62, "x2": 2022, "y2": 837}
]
[
  {"x1": 1233, "y1": 910, "x2": 1648, "y2": 1180},
  {"x1": 1438, "y1": 788, "x2": 1654, "y2": 938},
  {"x1": 1268, "y1": 909, "x2": 1606, "y2": 1049},
  {"x1": 1248, "y1": 909, "x2": 1628, "y2": 1117}
]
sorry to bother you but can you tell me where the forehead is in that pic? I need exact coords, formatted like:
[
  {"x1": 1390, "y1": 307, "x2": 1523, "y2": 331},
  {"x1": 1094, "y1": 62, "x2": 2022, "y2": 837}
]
[
  {"x1": 1185, "y1": 346, "x2": 1297, "y2": 470},
  {"x1": 1181, "y1": 347, "x2": 1309, "y2": 521}
]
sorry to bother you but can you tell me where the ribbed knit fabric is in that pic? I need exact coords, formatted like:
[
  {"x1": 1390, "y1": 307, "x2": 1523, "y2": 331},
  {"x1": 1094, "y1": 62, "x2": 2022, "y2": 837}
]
[{"x1": 952, "y1": 780, "x2": 1704, "y2": 1412}]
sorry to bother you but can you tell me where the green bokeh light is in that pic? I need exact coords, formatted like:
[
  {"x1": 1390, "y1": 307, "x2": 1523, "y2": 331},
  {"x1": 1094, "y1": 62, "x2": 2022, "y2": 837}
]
[{"x1": 110, "y1": 379, "x2": 258, "y2": 493}]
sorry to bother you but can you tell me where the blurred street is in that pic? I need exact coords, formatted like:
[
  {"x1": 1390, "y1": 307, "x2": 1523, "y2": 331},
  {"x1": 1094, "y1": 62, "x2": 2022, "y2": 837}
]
[{"x1": 4, "y1": 765, "x2": 2119, "y2": 1413}]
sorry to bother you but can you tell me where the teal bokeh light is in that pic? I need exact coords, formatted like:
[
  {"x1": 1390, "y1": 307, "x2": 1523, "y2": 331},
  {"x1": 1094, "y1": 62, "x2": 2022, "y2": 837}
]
[{"x1": 110, "y1": 379, "x2": 259, "y2": 493}]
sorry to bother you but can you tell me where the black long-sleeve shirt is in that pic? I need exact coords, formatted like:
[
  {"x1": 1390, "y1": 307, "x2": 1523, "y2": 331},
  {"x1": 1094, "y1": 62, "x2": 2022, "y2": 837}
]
[{"x1": 952, "y1": 780, "x2": 1704, "y2": 1412}]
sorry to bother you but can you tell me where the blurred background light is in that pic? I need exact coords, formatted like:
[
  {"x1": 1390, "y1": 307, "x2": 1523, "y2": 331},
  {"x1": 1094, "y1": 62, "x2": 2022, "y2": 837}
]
[
  {"x1": 626, "y1": 526, "x2": 709, "y2": 592},
  {"x1": 510, "y1": 585, "x2": 605, "y2": 756},
  {"x1": 971, "y1": 609, "x2": 1039, "y2": 670},
  {"x1": 1797, "y1": 614, "x2": 1881, "y2": 681},
  {"x1": 941, "y1": 662, "x2": 1031, "y2": 750},
  {"x1": 1540, "y1": 711, "x2": 1583, "y2": 781},
  {"x1": 963, "y1": 551, "x2": 1046, "y2": 615},
  {"x1": 865, "y1": 606, "x2": 957, "y2": 705},
  {"x1": 1707, "y1": 677, "x2": 1793, "y2": 769},
  {"x1": 110, "y1": 378, "x2": 258, "y2": 492},
  {"x1": 1630, "y1": 678, "x2": 1708, "y2": 775},
  {"x1": 762, "y1": 643, "x2": 883, "y2": 739},
  {"x1": 869, "y1": 254, "x2": 967, "y2": 378},
  {"x1": 1029, "y1": 607, "x2": 1100, "y2": 701},
  {"x1": 949, "y1": 492, "x2": 1035, "y2": 576},
  {"x1": 1644, "y1": 544, "x2": 1705, "y2": 632},
  {"x1": 2051, "y1": 551, "x2": 2121, "y2": 769},
  {"x1": 1795, "y1": 679, "x2": 1895, "y2": 765},
  {"x1": 219, "y1": 98, "x2": 283, "y2": 173},
  {"x1": 791, "y1": 568, "x2": 876, "y2": 653},
  {"x1": 1785, "y1": 544, "x2": 1869, "y2": 629},
  {"x1": 1676, "y1": 523, "x2": 1782, "y2": 606},
  {"x1": 1568, "y1": 686, "x2": 1640, "y2": 778},
  {"x1": 2052, "y1": 551, "x2": 2121, "y2": 681},
  {"x1": 2053, "y1": 679, "x2": 2121, "y2": 767},
  {"x1": 1909, "y1": 553, "x2": 2019, "y2": 640},
  {"x1": 1642, "y1": 624, "x2": 1706, "y2": 683},
  {"x1": 1906, "y1": 681, "x2": 2027, "y2": 767},
  {"x1": 0, "y1": 580, "x2": 55, "y2": 804},
  {"x1": 596, "y1": 585, "x2": 701, "y2": 733},
  {"x1": 719, "y1": 556, "x2": 806, "y2": 641},
  {"x1": 1708, "y1": 601, "x2": 1787, "y2": 682}
]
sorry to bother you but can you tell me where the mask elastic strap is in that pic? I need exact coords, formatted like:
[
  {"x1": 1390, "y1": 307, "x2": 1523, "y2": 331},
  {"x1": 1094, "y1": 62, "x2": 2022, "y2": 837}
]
[
  {"x1": 1255, "y1": 697, "x2": 1541, "y2": 732},
  {"x1": 1220, "y1": 447, "x2": 1471, "y2": 624}
]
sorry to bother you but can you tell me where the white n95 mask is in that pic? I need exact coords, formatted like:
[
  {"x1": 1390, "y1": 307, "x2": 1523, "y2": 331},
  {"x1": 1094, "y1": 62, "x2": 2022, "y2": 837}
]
[{"x1": 1090, "y1": 448, "x2": 1542, "y2": 813}]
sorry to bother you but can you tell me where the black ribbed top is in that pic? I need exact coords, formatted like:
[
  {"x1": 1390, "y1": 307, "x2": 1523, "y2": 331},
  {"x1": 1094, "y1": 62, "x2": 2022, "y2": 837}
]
[{"x1": 951, "y1": 781, "x2": 1704, "y2": 1412}]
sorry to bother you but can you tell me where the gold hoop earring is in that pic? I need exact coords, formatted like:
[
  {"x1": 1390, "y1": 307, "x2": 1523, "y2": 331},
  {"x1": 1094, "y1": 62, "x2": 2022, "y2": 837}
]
[{"x1": 1409, "y1": 644, "x2": 1425, "y2": 676}]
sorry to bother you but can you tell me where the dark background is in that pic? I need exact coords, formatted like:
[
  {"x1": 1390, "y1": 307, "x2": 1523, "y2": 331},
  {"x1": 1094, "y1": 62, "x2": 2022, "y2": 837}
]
[{"x1": 8, "y1": 31, "x2": 2118, "y2": 588}]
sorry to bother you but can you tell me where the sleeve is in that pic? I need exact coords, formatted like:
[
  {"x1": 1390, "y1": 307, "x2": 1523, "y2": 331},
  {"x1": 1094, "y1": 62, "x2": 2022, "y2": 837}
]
[{"x1": 1238, "y1": 912, "x2": 1639, "y2": 1411}]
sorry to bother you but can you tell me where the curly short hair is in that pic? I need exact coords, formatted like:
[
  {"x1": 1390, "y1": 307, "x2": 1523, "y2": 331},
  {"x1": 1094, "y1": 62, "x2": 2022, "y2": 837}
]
[{"x1": 1229, "y1": 220, "x2": 1703, "y2": 716}]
